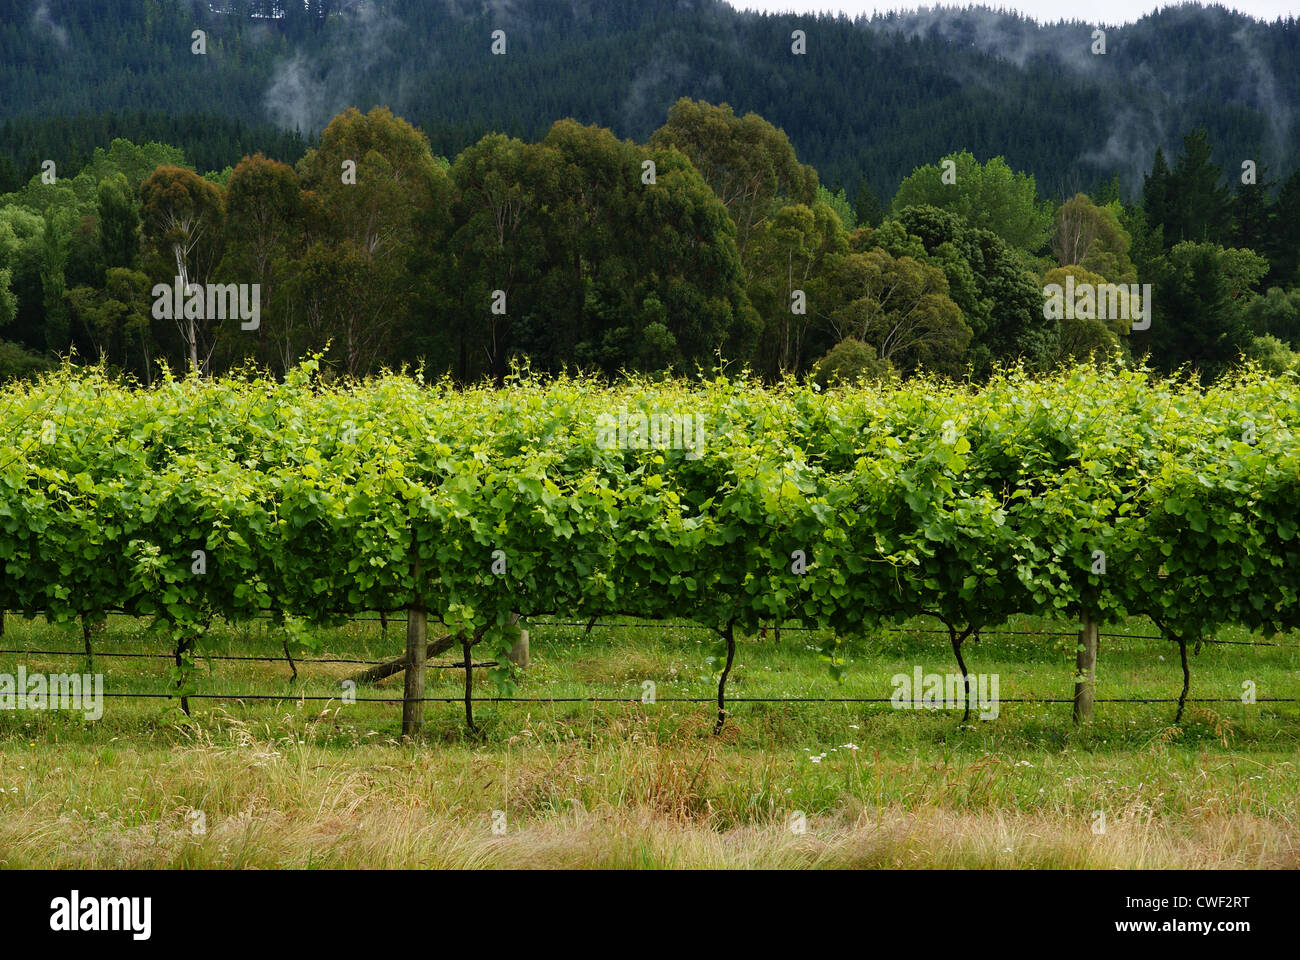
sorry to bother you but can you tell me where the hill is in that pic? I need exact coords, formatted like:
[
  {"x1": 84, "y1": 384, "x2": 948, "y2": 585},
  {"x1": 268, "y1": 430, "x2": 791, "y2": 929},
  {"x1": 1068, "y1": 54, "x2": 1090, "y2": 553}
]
[{"x1": 2, "y1": 1, "x2": 1298, "y2": 198}]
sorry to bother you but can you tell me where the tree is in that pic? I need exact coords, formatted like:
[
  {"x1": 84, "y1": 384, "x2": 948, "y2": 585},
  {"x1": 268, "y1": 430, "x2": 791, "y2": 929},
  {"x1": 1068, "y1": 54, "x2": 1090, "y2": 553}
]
[
  {"x1": 0, "y1": 267, "x2": 15, "y2": 331},
  {"x1": 1134, "y1": 242, "x2": 1268, "y2": 381},
  {"x1": 1243, "y1": 287, "x2": 1300, "y2": 348},
  {"x1": 891, "y1": 151, "x2": 1052, "y2": 252},
  {"x1": 811, "y1": 337, "x2": 895, "y2": 386},
  {"x1": 1231, "y1": 158, "x2": 1274, "y2": 256},
  {"x1": 650, "y1": 99, "x2": 817, "y2": 263},
  {"x1": 1160, "y1": 129, "x2": 1231, "y2": 245},
  {"x1": 889, "y1": 205, "x2": 1051, "y2": 374},
  {"x1": 296, "y1": 107, "x2": 452, "y2": 376},
  {"x1": 444, "y1": 120, "x2": 753, "y2": 381},
  {"x1": 853, "y1": 178, "x2": 883, "y2": 229},
  {"x1": 824, "y1": 246, "x2": 970, "y2": 378},
  {"x1": 64, "y1": 268, "x2": 151, "y2": 371},
  {"x1": 1243, "y1": 333, "x2": 1298, "y2": 374},
  {"x1": 97, "y1": 173, "x2": 139, "y2": 271},
  {"x1": 1142, "y1": 147, "x2": 1172, "y2": 239},
  {"x1": 139, "y1": 165, "x2": 226, "y2": 373},
  {"x1": 1265, "y1": 166, "x2": 1300, "y2": 288},
  {"x1": 1050, "y1": 193, "x2": 1137, "y2": 284},
  {"x1": 220, "y1": 153, "x2": 302, "y2": 368},
  {"x1": 816, "y1": 185, "x2": 856, "y2": 230},
  {"x1": 745, "y1": 201, "x2": 846, "y2": 376},
  {"x1": 446, "y1": 133, "x2": 544, "y2": 384},
  {"x1": 0, "y1": 206, "x2": 47, "y2": 352},
  {"x1": 1042, "y1": 265, "x2": 1124, "y2": 365}
]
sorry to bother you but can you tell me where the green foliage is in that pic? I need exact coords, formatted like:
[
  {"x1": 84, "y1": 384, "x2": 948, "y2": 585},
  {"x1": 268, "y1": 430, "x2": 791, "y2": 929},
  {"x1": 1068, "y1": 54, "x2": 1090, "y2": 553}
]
[
  {"x1": 887, "y1": 205, "x2": 1052, "y2": 375},
  {"x1": 3, "y1": 364, "x2": 1298, "y2": 698},
  {"x1": 650, "y1": 98, "x2": 817, "y2": 262},
  {"x1": 0, "y1": 339, "x2": 51, "y2": 380},
  {"x1": 1134, "y1": 242, "x2": 1269, "y2": 381},
  {"x1": 815, "y1": 186, "x2": 857, "y2": 231},
  {"x1": 811, "y1": 338, "x2": 895, "y2": 386},
  {"x1": 891, "y1": 151, "x2": 1053, "y2": 252},
  {"x1": 0, "y1": 104, "x2": 1292, "y2": 388},
  {"x1": 1243, "y1": 287, "x2": 1300, "y2": 348},
  {"x1": 1243, "y1": 334, "x2": 1298, "y2": 375},
  {"x1": 1050, "y1": 194, "x2": 1137, "y2": 284}
]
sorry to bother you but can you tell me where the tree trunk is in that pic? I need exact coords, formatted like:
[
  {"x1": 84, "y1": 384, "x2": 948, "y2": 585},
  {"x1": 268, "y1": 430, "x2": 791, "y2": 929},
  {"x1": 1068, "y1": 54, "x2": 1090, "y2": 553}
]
[
  {"x1": 713, "y1": 623, "x2": 736, "y2": 735},
  {"x1": 402, "y1": 607, "x2": 428, "y2": 737},
  {"x1": 82, "y1": 615, "x2": 94, "y2": 670}
]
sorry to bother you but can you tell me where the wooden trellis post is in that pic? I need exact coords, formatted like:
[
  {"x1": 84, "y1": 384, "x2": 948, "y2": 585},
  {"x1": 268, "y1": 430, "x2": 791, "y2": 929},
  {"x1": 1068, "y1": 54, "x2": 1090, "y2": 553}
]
[
  {"x1": 402, "y1": 606, "x2": 428, "y2": 736},
  {"x1": 1073, "y1": 613, "x2": 1099, "y2": 723},
  {"x1": 507, "y1": 612, "x2": 529, "y2": 667}
]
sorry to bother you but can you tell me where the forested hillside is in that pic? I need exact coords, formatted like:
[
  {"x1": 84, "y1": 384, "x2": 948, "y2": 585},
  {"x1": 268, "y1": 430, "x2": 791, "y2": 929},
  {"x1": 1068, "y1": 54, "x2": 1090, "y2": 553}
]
[{"x1": 2, "y1": 0, "x2": 1298, "y2": 201}]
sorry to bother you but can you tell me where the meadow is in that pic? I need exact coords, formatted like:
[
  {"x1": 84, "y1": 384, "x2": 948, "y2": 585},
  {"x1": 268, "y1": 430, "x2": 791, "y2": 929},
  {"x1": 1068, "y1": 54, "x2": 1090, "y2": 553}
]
[{"x1": 1, "y1": 611, "x2": 1295, "y2": 869}]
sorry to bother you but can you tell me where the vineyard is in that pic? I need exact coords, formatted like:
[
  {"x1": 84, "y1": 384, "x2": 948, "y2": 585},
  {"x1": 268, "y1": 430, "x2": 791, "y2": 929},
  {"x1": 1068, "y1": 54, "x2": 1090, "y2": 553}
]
[{"x1": 2, "y1": 360, "x2": 1297, "y2": 736}]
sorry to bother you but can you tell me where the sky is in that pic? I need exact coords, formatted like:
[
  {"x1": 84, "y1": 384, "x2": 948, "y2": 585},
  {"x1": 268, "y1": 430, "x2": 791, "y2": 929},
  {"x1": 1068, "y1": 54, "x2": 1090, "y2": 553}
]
[{"x1": 722, "y1": 1, "x2": 1300, "y2": 23}]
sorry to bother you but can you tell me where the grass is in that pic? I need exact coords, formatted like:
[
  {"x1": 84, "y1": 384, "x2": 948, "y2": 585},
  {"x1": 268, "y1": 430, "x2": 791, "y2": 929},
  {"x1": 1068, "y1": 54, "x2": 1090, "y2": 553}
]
[{"x1": 0, "y1": 612, "x2": 1297, "y2": 868}]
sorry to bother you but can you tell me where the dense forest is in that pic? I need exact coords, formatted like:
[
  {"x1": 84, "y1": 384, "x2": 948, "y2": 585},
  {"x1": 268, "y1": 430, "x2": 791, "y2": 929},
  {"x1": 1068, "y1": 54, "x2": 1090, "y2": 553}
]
[
  {"x1": 3, "y1": 1, "x2": 1298, "y2": 200},
  {"x1": 1, "y1": 1, "x2": 1298, "y2": 384},
  {"x1": 2, "y1": 95, "x2": 1298, "y2": 386}
]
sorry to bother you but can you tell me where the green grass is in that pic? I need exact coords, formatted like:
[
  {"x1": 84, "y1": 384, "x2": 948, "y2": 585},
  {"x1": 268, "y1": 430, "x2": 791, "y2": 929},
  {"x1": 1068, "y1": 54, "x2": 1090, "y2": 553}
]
[{"x1": 1, "y1": 613, "x2": 1297, "y2": 868}]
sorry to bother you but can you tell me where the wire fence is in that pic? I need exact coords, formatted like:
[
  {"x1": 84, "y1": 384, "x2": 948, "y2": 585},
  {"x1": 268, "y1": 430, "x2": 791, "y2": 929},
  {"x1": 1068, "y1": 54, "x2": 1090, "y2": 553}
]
[{"x1": 1, "y1": 609, "x2": 1296, "y2": 713}]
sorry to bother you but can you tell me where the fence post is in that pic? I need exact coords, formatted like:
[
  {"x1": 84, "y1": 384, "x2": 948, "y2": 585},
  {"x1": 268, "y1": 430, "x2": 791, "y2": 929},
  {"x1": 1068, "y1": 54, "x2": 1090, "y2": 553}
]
[
  {"x1": 402, "y1": 606, "x2": 428, "y2": 737},
  {"x1": 1073, "y1": 612, "x2": 1099, "y2": 723},
  {"x1": 507, "y1": 612, "x2": 529, "y2": 667}
]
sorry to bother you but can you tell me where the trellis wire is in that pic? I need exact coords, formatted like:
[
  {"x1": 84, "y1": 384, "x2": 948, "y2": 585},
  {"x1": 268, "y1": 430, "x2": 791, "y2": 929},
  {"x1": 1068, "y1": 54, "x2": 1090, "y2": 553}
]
[{"x1": 2, "y1": 610, "x2": 1295, "y2": 714}]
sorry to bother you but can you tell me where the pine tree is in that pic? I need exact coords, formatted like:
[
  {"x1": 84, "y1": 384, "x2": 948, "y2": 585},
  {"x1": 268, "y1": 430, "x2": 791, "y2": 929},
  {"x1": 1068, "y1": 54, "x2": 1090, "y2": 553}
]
[
  {"x1": 1165, "y1": 128, "x2": 1231, "y2": 244},
  {"x1": 1231, "y1": 157, "x2": 1274, "y2": 258},
  {"x1": 853, "y1": 178, "x2": 883, "y2": 228},
  {"x1": 1142, "y1": 147, "x2": 1171, "y2": 243}
]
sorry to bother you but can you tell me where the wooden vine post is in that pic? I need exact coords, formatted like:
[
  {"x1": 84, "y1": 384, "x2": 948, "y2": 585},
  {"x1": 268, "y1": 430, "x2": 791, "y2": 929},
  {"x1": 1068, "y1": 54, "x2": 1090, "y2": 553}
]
[
  {"x1": 1073, "y1": 611, "x2": 1099, "y2": 723},
  {"x1": 507, "y1": 612, "x2": 529, "y2": 667},
  {"x1": 402, "y1": 558, "x2": 428, "y2": 738}
]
